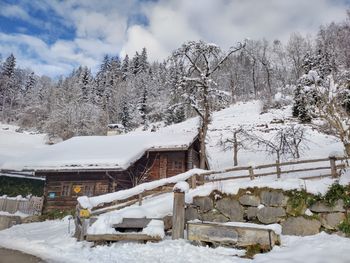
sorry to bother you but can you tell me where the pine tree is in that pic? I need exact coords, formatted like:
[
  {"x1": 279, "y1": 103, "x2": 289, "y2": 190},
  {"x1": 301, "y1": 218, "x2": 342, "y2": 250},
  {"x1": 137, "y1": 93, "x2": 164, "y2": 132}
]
[
  {"x1": 24, "y1": 72, "x2": 36, "y2": 93},
  {"x1": 137, "y1": 84, "x2": 149, "y2": 129},
  {"x1": 132, "y1": 52, "x2": 141, "y2": 75},
  {"x1": 119, "y1": 99, "x2": 131, "y2": 131},
  {"x1": 1, "y1": 54, "x2": 16, "y2": 78},
  {"x1": 139, "y1": 47, "x2": 149, "y2": 73}
]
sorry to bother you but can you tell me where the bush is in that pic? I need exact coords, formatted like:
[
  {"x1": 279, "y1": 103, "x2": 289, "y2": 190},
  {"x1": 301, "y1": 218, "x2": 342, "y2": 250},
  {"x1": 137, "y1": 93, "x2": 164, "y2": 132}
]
[
  {"x1": 0, "y1": 176, "x2": 44, "y2": 196},
  {"x1": 338, "y1": 215, "x2": 350, "y2": 236}
]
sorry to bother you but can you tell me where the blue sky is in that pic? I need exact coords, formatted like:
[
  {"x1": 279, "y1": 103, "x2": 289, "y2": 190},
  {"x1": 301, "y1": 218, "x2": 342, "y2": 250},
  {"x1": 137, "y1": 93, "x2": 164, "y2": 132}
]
[{"x1": 0, "y1": 0, "x2": 349, "y2": 77}]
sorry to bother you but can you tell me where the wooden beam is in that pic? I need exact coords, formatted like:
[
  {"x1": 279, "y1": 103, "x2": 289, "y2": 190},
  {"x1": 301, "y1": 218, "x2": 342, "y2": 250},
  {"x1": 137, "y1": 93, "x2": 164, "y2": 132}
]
[
  {"x1": 86, "y1": 233, "x2": 162, "y2": 242},
  {"x1": 172, "y1": 190, "x2": 185, "y2": 240},
  {"x1": 112, "y1": 218, "x2": 151, "y2": 229}
]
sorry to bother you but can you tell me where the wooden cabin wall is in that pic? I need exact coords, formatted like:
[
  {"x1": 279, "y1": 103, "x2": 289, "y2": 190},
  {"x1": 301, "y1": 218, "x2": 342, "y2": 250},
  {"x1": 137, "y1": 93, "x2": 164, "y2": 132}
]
[{"x1": 39, "y1": 171, "x2": 133, "y2": 212}]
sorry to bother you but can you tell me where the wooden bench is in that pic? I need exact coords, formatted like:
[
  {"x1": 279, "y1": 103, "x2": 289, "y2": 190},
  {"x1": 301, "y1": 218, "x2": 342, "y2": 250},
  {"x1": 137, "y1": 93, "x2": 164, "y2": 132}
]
[{"x1": 86, "y1": 218, "x2": 163, "y2": 244}]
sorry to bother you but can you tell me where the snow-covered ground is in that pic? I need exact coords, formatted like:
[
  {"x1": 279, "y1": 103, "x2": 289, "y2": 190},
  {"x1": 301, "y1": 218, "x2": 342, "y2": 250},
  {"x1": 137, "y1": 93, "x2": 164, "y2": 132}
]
[
  {"x1": 0, "y1": 123, "x2": 47, "y2": 167},
  {"x1": 158, "y1": 101, "x2": 343, "y2": 170},
  {"x1": 0, "y1": 101, "x2": 348, "y2": 262},
  {"x1": 0, "y1": 217, "x2": 349, "y2": 263}
]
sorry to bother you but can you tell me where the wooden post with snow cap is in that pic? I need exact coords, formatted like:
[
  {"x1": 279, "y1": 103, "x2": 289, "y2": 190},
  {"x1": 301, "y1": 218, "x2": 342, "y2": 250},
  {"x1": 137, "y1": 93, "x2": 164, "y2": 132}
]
[
  {"x1": 276, "y1": 160, "x2": 281, "y2": 179},
  {"x1": 329, "y1": 156, "x2": 337, "y2": 178},
  {"x1": 190, "y1": 174, "x2": 197, "y2": 189},
  {"x1": 249, "y1": 166, "x2": 255, "y2": 180},
  {"x1": 172, "y1": 181, "x2": 189, "y2": 240}
]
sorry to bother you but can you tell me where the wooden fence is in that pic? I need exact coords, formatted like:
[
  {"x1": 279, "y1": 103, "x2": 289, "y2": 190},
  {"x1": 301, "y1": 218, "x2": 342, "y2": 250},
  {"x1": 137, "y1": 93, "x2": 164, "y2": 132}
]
[
  {"x1": 196, "y1": 156, "x2": 347, "y2": 184},
  {"x1": 0, "y1": 196, "x2": 43, "y2": 216},
  {"x1": 75, "y1": 156, "x2": 348, "y2": 240}
]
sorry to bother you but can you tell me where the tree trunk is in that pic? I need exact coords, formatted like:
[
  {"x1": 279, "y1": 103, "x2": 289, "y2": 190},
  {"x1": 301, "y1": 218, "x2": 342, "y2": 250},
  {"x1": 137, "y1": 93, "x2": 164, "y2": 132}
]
[
  {"x1": 233, "y1": 132, "x2": 238, "y2": 166},
  {"x1": 344, "y1": 142, "x2": 350, "y2": 157}
]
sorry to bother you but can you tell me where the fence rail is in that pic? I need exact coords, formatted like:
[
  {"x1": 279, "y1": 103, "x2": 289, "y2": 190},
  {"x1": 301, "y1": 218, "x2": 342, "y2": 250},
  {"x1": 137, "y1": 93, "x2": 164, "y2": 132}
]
[
  {"x1": 200, "y1": 156, "x2": 347, "y2": 183},
  {"x1": 0, "y1": 196, "x2": 43, "y2": 216}
]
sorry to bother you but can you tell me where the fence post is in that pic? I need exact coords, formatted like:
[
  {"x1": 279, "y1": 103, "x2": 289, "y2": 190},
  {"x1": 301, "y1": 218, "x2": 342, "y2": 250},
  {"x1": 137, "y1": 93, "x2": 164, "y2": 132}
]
[
  {"x1": 249, "y1": 166, "x2": 255, "y2": 180},
  {"x1": 276, "y1": 160, "x2": 281, "y2": 179},
  {"x1": 172, "y1": 187, "x2": 185, "y2": 240},
  {"x1": 138, "y1": 193, "x2": 143, "y2": 206},
  {"x1": 330, "y1": 157, "x2": 337, "y2": 178},
  {"x1": 190, "y1": 174, "x2": 197, "y2": 189}
]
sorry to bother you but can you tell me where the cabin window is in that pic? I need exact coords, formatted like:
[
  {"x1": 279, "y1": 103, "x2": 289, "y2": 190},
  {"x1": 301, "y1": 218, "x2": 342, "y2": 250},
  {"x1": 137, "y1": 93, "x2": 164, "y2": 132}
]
[
  {"x1": 173, "y1": 160, "x2": 183, "y2": 170},
  {"x1": 61, "y1": 184, "x2": 71, "y2": 197},
  {"x1": 84, "y1": 184, "x2": 94, "y2": 197}
]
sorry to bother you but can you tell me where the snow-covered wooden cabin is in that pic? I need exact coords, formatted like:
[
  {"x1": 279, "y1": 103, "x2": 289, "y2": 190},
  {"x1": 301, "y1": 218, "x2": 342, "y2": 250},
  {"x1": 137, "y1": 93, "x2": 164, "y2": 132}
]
[{"x1": 2, "y1": 130, "x2": 204, "y2": 211}]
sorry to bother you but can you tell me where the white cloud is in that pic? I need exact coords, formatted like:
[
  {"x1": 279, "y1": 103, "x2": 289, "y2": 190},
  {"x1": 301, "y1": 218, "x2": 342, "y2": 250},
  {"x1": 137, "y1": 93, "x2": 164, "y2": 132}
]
[
  {"x1": 120, "y1": 0, "x2": 348, "y2": 61},
  {"x1": 0, "y1": 0, "x2": 348, "y2": 77},
  {"x1": 0, "y1": 4, "x2": 31, "y2": 20}
]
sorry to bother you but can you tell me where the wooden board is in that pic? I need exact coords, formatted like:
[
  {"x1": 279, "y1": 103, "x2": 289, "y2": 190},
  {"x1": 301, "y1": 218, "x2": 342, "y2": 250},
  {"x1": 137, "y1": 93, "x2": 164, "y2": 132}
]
[
  {"x1": 112, "y1": 218, "x2": 151, "y2": 229},
  {"x1": 86, "y1": 233, "x2": 162, "y2": 242}
]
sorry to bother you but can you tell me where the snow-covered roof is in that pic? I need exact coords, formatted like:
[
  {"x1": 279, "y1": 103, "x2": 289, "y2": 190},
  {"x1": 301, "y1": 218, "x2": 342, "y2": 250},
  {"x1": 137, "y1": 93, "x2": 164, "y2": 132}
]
[{"x1": 1, "y1": 130, "x2": 198, "y2": 172}]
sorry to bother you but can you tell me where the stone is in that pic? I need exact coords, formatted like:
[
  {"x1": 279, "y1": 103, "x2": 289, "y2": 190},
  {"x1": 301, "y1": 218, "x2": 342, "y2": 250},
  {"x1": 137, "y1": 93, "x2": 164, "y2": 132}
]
[
  {"x1": 260, "y1": 191, "x2": 288, "y2": 207},
  {"x1": 0, "y1": 215, "x2": 21, "y2": 230},
  {"x1": 282, "y1": 217, "x2": 321, "y2": 236},
  {"x1": 193, "y1": 196, "x2": 214, "y2": 212},
  {"x1": 320, "y1": 213, "x2": 346, "y2": 230},
  {"x1": 215, "y1": 198, "x2": 244, "y2": 222},
  {"x1": 21, "y1": 215, "x2": 41, "y2": 224},
  {"x1": 187, "y1": 221, "x2": 280, "y2": 250},
  {"x1": 239, "y1": 195, "x2": 260, "y2": 206},
  {"x1": 310, "y1": 200, "x2": 345, "y2": 213},
  {"x1": 163, "y1": 215, "x2": 173, "y2": 231},
  {"x1": 201, "y1": 210, "x2": 229, "y2": 223},
  {"x1": 185, "y1": 206, "x2": 200, "y2": 221},
  {"x1": 246, "y1": 207, "x2": 258, "y2": 220},
  {"x1": 257, "y1": 207, "x2": 286, "y2": 224},
  {"x1": 286, "y1": 202, "x2": 307, "y2": 217}
]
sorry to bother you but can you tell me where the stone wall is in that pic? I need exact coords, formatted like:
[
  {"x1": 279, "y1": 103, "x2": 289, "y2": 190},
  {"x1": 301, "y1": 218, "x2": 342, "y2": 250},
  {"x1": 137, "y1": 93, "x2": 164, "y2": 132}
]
[{"x1": 185, "y1": 188, "x2": 348, "y2": 236}]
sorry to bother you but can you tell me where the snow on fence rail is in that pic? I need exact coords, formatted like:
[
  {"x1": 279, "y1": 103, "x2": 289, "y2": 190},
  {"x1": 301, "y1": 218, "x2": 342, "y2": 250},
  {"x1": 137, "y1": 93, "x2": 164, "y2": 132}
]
[
  {"x1": 201, "y1": 156, "x2": 347, "y2": 182},
  {"x1": 77, "y1": 169, "x2": 208, "y2": 211},
  {"x1": 0, "y1": 195, "x2": 43, "y2": 216}
]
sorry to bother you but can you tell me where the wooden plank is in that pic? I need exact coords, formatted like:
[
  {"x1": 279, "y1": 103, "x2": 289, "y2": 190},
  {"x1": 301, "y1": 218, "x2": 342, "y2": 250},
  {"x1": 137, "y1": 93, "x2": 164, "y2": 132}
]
[
  {"x1": 330, "y1": 157, "x2": 337, "y2": 178},
  {"x1": 207, "y1": 175, "x2": 251, "y2": 182},
  {"x1": 86, "y1": 233, "x2": 162, "y2": 242},
  {"x1": 300, "y1": 174, "x2": 332, "y2": 180},
  {"x1": 172, "y1": 191, "x2": 185, "y2": 240},
  {"x1": 277, "y1": 158, "x2": 330, "y2": 167},
  {"x1": 281, "y1": 166, "x2": 330, "y2": 174},
  {"x1": 112, "y1": 218, "x2": 151, "y2": 229}
]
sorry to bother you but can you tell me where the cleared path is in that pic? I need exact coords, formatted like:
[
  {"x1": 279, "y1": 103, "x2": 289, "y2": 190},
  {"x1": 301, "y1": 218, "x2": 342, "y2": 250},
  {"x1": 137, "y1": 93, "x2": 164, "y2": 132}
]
[{"x1": 0, "y1": 247, "x2": 45, "y2": 263}]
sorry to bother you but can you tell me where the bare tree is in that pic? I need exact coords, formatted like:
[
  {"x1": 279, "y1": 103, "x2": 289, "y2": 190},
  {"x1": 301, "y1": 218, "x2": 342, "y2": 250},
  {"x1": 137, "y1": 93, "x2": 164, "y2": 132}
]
[
  {"x1": 219, "y1": 127, "x2": 249, "y2": 166},
  {"x1": 170, "y1": 40, "x2": 245, "y2": 168},
  {"x1": 247, "y1": 126, "x2": 307, "y2": 162}
]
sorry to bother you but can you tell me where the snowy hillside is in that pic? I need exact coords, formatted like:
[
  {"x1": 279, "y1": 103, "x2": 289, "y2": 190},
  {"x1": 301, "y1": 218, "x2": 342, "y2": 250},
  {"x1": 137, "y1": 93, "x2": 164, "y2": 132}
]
[
  {"x1": 0, "y1": 123, "x2": 47, "y2": 167},
  {"x1": 158, "y1": 100, "x2": 343, "y2": 170}
]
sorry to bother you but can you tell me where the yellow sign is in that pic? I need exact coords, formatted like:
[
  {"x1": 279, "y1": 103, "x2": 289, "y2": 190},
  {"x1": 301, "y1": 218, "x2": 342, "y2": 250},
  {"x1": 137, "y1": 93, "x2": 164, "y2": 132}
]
[
  {"x1": 79, "y1": 209, "x2": 90, "y2": 218},
  {"x1": 73, "y1": 185, "x2": 82, "y2": 194}
]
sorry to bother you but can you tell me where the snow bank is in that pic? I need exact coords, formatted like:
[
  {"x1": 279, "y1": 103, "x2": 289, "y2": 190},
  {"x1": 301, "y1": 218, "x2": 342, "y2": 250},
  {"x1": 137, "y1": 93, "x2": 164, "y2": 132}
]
[
  {"x1": 142, "y1": 219, "x2": 165, "y2": 238},
  {"x1": 0, "y1": 210, "x2": 30, "y2": 218}
]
